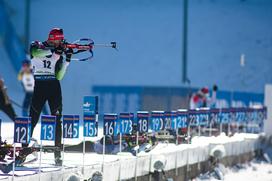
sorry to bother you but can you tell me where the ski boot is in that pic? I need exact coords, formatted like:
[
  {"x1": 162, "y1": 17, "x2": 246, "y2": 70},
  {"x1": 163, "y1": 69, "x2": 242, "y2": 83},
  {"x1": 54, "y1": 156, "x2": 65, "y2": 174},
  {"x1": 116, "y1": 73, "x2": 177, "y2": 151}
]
[
  {"x1": 54, "y1": 150, "x2": 63, "y2": 166},
  {"x1": 54, "y1": 156, "x2": 63, "y2": 166}
]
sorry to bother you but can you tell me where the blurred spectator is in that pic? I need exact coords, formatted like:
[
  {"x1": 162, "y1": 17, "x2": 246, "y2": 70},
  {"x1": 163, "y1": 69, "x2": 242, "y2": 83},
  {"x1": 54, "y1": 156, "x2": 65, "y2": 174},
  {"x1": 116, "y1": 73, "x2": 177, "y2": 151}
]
[
  {"x1": 0, "y1": 76, "x2": 17, "y2": 121},
  {"x1": 190, "y1": 84, "x2": 218, "y2": 109},
  {"x1": 18, "y1": 60, "x2": 48, "y2": 116}
]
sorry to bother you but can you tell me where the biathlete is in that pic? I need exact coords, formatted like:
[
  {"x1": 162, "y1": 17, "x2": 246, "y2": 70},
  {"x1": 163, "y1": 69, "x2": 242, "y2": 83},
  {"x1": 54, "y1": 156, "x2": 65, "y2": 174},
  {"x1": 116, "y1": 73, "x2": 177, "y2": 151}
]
[{"x1": 28, "y1": 28, "x2": 74, "y2": 165}]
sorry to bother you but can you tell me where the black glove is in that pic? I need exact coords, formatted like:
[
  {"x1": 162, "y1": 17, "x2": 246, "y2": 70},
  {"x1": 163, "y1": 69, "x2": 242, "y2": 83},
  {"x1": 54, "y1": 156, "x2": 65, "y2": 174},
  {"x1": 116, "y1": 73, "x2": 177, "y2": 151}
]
[
  {"x1": 65, "y1": 48, "x2": 73, "y2": 62},
  {"x1": 54, "y1": 45, "x2": 64, "y2": 55},
  {"x1": 30, "y1": 41, "x2": 40, "y2": 49},
  {"x1": 213, "y1": 84, "x2": 218, "y2": 91}
]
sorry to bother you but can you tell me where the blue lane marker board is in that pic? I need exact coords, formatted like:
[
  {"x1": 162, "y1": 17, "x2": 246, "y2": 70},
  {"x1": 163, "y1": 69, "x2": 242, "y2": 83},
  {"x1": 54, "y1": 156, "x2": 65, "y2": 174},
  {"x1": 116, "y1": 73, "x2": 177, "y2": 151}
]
[
  {"x1": 83, "y1": 114, "x2": 97, "y2": 137},
  {"x1": 210, "y1": 109, "x2": 220, "y2": 124},
  {"x1": 164, "y1": 111, "x2": 172, "y2": 130},
  {"x1": 234, "y1": 108, "x2": 246, "y2": 123},
  {"x1": 119, "y1": 113, "x2": 133, "y2": 134},
  {"x1": 137, "y1": 111, "x2": 149, "y2": 133},
  {"x1": 188, "y1": 110, "x2": 199, "y2": 127},
  {"x1": 103, "y1": 114, "x2": 118, "y2": 136},
  {"x1": 197, "y1": 109, "x2": 210, "y2": 126},
  {"x1": 41, "y1": 115, "x2": 56, "y2": 141},
  {"x1": 176, "y1": 110, "x2": 188, "y2": 128},
  {"x1": 170, "y1": 111, "x2": 178, "y2": 129},
  {"x1": 219, "y1": 108, "x2": 231, "y2": 124},
  {"x1": 63, "y1": 115, "x2": 75, "y2": 138},
  {"x1": 14, "y1": 117, "x2": 31, "y2": 144},
  {"x1": 150, "y1": 111, "x2": 164, "y2": 132}
]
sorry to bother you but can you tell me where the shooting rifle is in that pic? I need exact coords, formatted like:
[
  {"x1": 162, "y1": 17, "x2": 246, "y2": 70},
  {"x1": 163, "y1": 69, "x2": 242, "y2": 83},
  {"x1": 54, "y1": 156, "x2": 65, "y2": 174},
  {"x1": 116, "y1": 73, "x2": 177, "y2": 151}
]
[{"x1": 37, "y1": 38, "x2": 117, "y2": 61}]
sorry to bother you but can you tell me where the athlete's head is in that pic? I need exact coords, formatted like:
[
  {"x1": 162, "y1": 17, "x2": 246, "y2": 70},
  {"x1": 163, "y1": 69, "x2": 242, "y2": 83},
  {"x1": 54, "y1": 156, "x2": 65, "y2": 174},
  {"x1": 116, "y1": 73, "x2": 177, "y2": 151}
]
[
  {"x1": 198, "y1": 87, "x2": 209, "y2": 99},
  {"x1": 47, "y1": 28, "x2": 64, "y2": 46}
]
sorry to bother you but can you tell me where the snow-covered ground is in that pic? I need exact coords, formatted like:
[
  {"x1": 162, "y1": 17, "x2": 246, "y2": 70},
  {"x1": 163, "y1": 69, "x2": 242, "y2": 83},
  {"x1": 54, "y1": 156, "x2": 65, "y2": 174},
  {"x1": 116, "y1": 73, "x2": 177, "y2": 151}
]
[
  {"x1": 197, "y1": 160, "x2": 272, "y2": 181},
  {"x1": 222, "y1": 161, "x2": 272, "y2": 181},
  {"x1": 1, "y1": 120, "x2": 268, "y2": 181}
]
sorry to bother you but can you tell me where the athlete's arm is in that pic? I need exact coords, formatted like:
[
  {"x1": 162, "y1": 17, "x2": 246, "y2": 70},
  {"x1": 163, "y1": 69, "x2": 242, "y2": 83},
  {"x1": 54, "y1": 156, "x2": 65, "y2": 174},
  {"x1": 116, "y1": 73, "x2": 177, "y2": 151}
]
[
  {"x1": 30, "y1": 41, "x2": 51, "y2": 58},
  {"x1": 55, "y1": 48, "x2": 73, "y2": 80},
  {"x1": 55, "y1": 61, "x2": 69, "y2": 80}
]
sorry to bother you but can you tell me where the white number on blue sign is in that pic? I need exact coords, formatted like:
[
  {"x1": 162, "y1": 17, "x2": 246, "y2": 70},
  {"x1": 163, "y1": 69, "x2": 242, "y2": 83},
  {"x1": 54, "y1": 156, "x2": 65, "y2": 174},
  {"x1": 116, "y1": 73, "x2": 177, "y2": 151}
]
[
  {"x1": 63, "y1": 122, "x2": 73, "y2": 138},
  {"x1": 198, "y1": 113, "x2": 209, "y2": 126},
  {"x1": 42, "y1": 125, "x2": 54, "y2": 140},
  {"x1": 84, "y1": 122, "x2": 97, "y2": 136},
  {"x1": 138, "y1": 118, "x2": 148, "y2": 133},
  {"x1": 15, "y1": 127, "x2": 27, "y2": 143},
  {"x1": 104, "y1": 114, "x2": 118, "y2": 136},
  {"x1": 120, "y1": 119, "x2": 132, "y2": 134},
  {"x1": 73, "y1": 116, "x2": 80, "y2": 138},
  {"x1": 210, "y1": 112, "x2": 218, "y2": 124},
  {"x1": 151, "y1": 118, "x2": 164, "y2": 131},
  {"x1": 177, "y1": 116, "x2": 187, "y2": 128},
  {"x1": 171, "y1": 116, "x2": 177, "y2": 129},
  {"x1": 189, "y1": 114, "x2": 198, "y2": 126},
  {"x1": 220, "y1": 112, "x2": 230, "y2": 123},
  {"x1": 41, "y1": 116, "x2": 56, "y2": 141},
  {"x1": 104, "y1": 121, "x2": 114, "y2": 135},
  {"x1": 83, "y1": 115, "x2": 97, "y2": 137},
  {"x1": 137, "y1": 112, "x2": 149, "y2": 133},
  {"x1": 164, "y1": 117, "x2": 171, "y2": 130},
  {"x1": 14, "y1": 118, "x2": 31, "y2": 144}
]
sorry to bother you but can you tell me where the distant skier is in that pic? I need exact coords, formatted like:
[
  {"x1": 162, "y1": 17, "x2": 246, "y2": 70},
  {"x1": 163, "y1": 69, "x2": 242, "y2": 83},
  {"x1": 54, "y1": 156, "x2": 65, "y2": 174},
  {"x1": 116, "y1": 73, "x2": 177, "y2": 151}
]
[
  {"x1": 17, "y1": 59, "x2": 48, "y2": 116},
  {"x1": 189, "y1": 85, "x2": 218, "y2": 109},
  {"x1": 28, "y1": 28, "x2": 74, "y2": 165},
  {"x1": 0, "y1": 77, "x2": 17, "y2": 121}
]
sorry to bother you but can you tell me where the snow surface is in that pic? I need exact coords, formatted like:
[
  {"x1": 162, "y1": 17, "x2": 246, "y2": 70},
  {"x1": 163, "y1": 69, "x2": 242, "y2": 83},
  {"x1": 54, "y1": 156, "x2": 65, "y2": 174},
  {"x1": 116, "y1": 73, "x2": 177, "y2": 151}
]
[
  {"x1": 197, "y1": 161, "x2": 272, "y2": 181},
  {"x1": 222, "y1": 162, "x2": 272, "y2": 181},
  {"x1": 0, "y1": 121, "x2": 266, "y2": 181}
]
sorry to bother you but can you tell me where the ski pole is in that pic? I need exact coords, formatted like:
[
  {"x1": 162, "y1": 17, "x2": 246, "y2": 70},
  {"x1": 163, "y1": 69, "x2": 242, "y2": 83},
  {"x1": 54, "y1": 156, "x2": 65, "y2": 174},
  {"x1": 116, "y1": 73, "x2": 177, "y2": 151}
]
[
  {"x1": 134, "y1": 131, "x2": 139, "y2": 181},
  {"x1": 12, "y1": 144, "x2": 16, "y2": 181},
  {"x1": 102, "y1": 136, "x2": 105, "y2": 174},
  {"x1": 39, "y1": 140, "x2": 43, "y2": 181}
]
